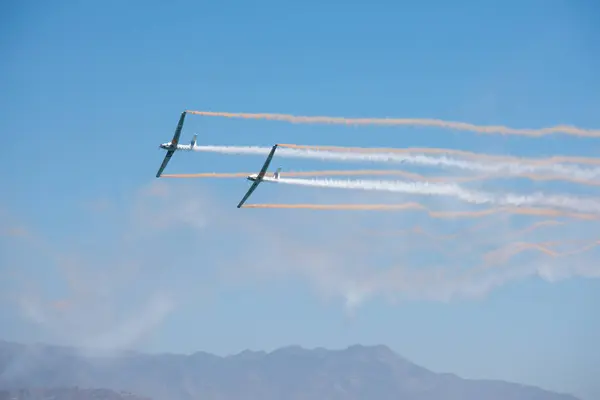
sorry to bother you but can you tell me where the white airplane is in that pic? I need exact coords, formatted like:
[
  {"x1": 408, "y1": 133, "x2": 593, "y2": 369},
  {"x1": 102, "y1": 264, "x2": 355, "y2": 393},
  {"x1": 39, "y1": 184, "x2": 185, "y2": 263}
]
[
  {"x1": 247, "y1": 168, "x2": 281, "y2": 183},
  {"x1": 156, "y1": 111, "x2": 198, "y2": 177},
  {"x1": 237, "y1": 144, "x2": 281, "y2": 208}
]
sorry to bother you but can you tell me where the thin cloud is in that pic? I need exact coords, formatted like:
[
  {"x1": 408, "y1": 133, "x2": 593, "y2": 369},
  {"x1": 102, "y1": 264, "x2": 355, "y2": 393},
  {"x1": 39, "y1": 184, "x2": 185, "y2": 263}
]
[{"x1": 2, "y1": 179, "x2": 599, "y2": 349}]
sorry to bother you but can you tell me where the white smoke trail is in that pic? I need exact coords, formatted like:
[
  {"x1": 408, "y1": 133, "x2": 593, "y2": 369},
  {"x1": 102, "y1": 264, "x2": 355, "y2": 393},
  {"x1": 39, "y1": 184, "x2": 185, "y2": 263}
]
[
  {"x1": 272, "y1": 178, "x2": 600, "y2": 214},
  {"x1": 192, "y1": 145, "x2": 600, "y2": 182}
]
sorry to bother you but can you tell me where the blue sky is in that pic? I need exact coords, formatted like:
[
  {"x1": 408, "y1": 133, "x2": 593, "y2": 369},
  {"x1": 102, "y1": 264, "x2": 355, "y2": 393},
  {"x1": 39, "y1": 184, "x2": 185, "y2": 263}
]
[{"x1": 1, "y1": 0, "x2": 599, "y2": 399}]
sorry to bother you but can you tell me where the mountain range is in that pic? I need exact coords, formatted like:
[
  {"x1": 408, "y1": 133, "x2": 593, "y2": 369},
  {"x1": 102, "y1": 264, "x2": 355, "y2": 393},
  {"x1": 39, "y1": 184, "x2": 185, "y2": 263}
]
[
  {"x1": 0, "y1": 340, "x2": 580, "y2": 400},
  {"x1": 0, "y1": 387, "x2": 150, "y2": 400}
]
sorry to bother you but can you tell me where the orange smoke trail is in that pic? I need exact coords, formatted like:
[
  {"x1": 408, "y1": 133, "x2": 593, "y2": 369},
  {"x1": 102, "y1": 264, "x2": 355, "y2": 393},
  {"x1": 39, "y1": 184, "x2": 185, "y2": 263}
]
[
  {"x1": 185, "y1": 110, "x2": 600, "y2": 138},
  {"x1": 367, "y1": 214, "x2": 507, "y2": 240},
  {"x1": 161, "y1": 170, "x2": 600, "y2": 186},
  {"x1": 242, "y1": 203, "x2": 600, "y2": 221},
  {"x1": 445, "y1": 219, "x2": 567, "y2": 259},
  {"x1": 52, "y1": 299, "x2": 71, "y2": 310},
  {"x1": 407, "y1": 218, "x2": 502, "y2": 254},
  {"x1": 366, "y1": 218, "x2": 566, "y2": 261},
  {"x1": 484, "y1": 240, "x2": 600, "y2": 266},
  {"x1": 371, "y1": 217, "x2": 561, "y2": 241},
  {"x1": 279, "y1": 143, "x2": 600, "y2": 167},
  {"x1": 511, "y1": 220, "x2": 564, "y2": 237}
]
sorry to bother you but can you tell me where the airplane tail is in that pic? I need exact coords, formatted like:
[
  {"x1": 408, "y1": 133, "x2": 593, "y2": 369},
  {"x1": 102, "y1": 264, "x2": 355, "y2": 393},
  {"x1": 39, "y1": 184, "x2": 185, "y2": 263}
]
[
  {"x1": 191, "y1": 133, "x2": 197, "y2": 147},
  {"x1": 274, "y1": 168, "x2": 282, "y2": 179}
]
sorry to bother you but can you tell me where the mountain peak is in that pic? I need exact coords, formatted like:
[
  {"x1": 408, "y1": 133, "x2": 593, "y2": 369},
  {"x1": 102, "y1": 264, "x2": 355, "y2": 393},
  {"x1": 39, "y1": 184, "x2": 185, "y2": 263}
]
[
  {"x1": 346, "y1": 343, "x2": 394, "y2": 354},
  {"x1": 270, "y1": 344, "x2": 306, "y2": 355},
  {"x1": 228, "y1": 349, "x2": 267, "y2": 359}
]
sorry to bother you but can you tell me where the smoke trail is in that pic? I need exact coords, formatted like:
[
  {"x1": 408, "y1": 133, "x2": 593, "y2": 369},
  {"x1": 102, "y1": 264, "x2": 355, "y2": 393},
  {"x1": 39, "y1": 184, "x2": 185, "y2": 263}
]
[
  {"x1": 369, "y1": 218, "x2": 560, "y2": 241},
  {"x1": 372, "y1": 218, "x2": 500, "y2": 241},
  {"x1": 185, "y1": 110, "x2": 600, "y2": 138},
  {"x1": 272, "y1": 177, "x2": 600, "y2": 214},
  {"x1": 280, "y1": 144, "x2": 600, "y2": 167},
  {"x1": 163, "y1": 169, "x2": 600, "y2": 187},
  {"x1": 364, "y1": 219, "x2": 574, "y2": 266},
  {"x1": 484, "y1": 240, "x2": 600, "y2": 266},
  {"x1": 437, "y1": 220, "x2": 567, "y2": 260},
  {"x1": 242, "y1": 203, "x2": 600, "y2": 221},
  {"x1": 511, "y1": 220, "x2": 564, "y2": 236},
  {"x1": 162, "y1": 170, "x2": 475, "y2": 182},
  {"x1": 191, "y1": 145, "x2": 600, "y2": 183}
]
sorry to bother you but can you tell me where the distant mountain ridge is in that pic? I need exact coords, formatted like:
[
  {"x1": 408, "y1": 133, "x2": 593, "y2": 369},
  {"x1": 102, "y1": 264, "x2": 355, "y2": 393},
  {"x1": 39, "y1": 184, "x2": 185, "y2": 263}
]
[
  {"x1": 0, "y1": 340, "x2": 580, "y2": 400},
  {"x1": 0, "y1": 387, "x2": 150, "y2": 400}
]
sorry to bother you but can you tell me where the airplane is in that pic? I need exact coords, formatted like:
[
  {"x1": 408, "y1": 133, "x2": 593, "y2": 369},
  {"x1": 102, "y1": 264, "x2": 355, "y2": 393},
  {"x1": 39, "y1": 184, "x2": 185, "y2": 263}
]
[
  {"x1": 237, "y1": 144, "x2": 281, "y2": 208},
  {"x1": 156, "y1": 111, "x2": 198, "y2": 177}
]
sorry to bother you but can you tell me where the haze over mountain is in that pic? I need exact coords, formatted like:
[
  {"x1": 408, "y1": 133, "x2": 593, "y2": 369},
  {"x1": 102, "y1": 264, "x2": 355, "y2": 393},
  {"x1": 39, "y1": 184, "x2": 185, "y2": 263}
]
[
  {"x1": 0, "y1": 387, "x2": 150, "y2": 400},
  {"x1": 0, "y1": 340, "x2": 580, "y2": 400}
]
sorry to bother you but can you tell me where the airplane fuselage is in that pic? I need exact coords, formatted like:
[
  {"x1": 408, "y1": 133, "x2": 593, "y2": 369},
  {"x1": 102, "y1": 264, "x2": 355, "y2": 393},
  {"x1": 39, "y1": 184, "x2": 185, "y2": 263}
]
[
  {"x1": 247, "y1": 174, "x2": 278, "y2": 182},
  {"x1": 160, "y1": 143, "x2": 196, "y2": 151}
]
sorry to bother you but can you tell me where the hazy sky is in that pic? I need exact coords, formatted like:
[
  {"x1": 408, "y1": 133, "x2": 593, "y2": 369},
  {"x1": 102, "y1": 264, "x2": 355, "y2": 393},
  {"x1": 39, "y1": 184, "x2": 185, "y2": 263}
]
[{"x1": 1, "y1": 0, "x2": 599, "y2": 399}]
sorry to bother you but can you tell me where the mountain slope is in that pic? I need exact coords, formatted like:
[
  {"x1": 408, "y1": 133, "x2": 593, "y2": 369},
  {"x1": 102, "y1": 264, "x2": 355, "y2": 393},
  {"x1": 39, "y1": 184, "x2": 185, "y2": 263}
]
[
  {"x1": 0, "y1": 387, "x2": 150, "y2": 400},
  {"x1": 0, "y1": 340, "x2": 580, "y2": 400}
]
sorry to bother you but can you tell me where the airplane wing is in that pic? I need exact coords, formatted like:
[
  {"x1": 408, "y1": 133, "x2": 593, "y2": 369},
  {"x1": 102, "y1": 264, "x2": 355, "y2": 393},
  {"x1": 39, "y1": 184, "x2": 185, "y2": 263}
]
[
  {"x1": 237, "y1": 144, "x2": 278, "y2": 208},
  {"x1": 170, "y1": 111, "x2": 186, "y2": 146},
  {"x1": 257, "y1": 144, "x2": 278, "y2": 179},
  {"x1": 236, "y1": 180, "x2": 261, "y2": 209},
  {"x1": 156, "y1": 111, "x2": 187, "y2": 178},
  {"x1": 156, "y1": 149, "x2": 175, "y2": 177}
]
